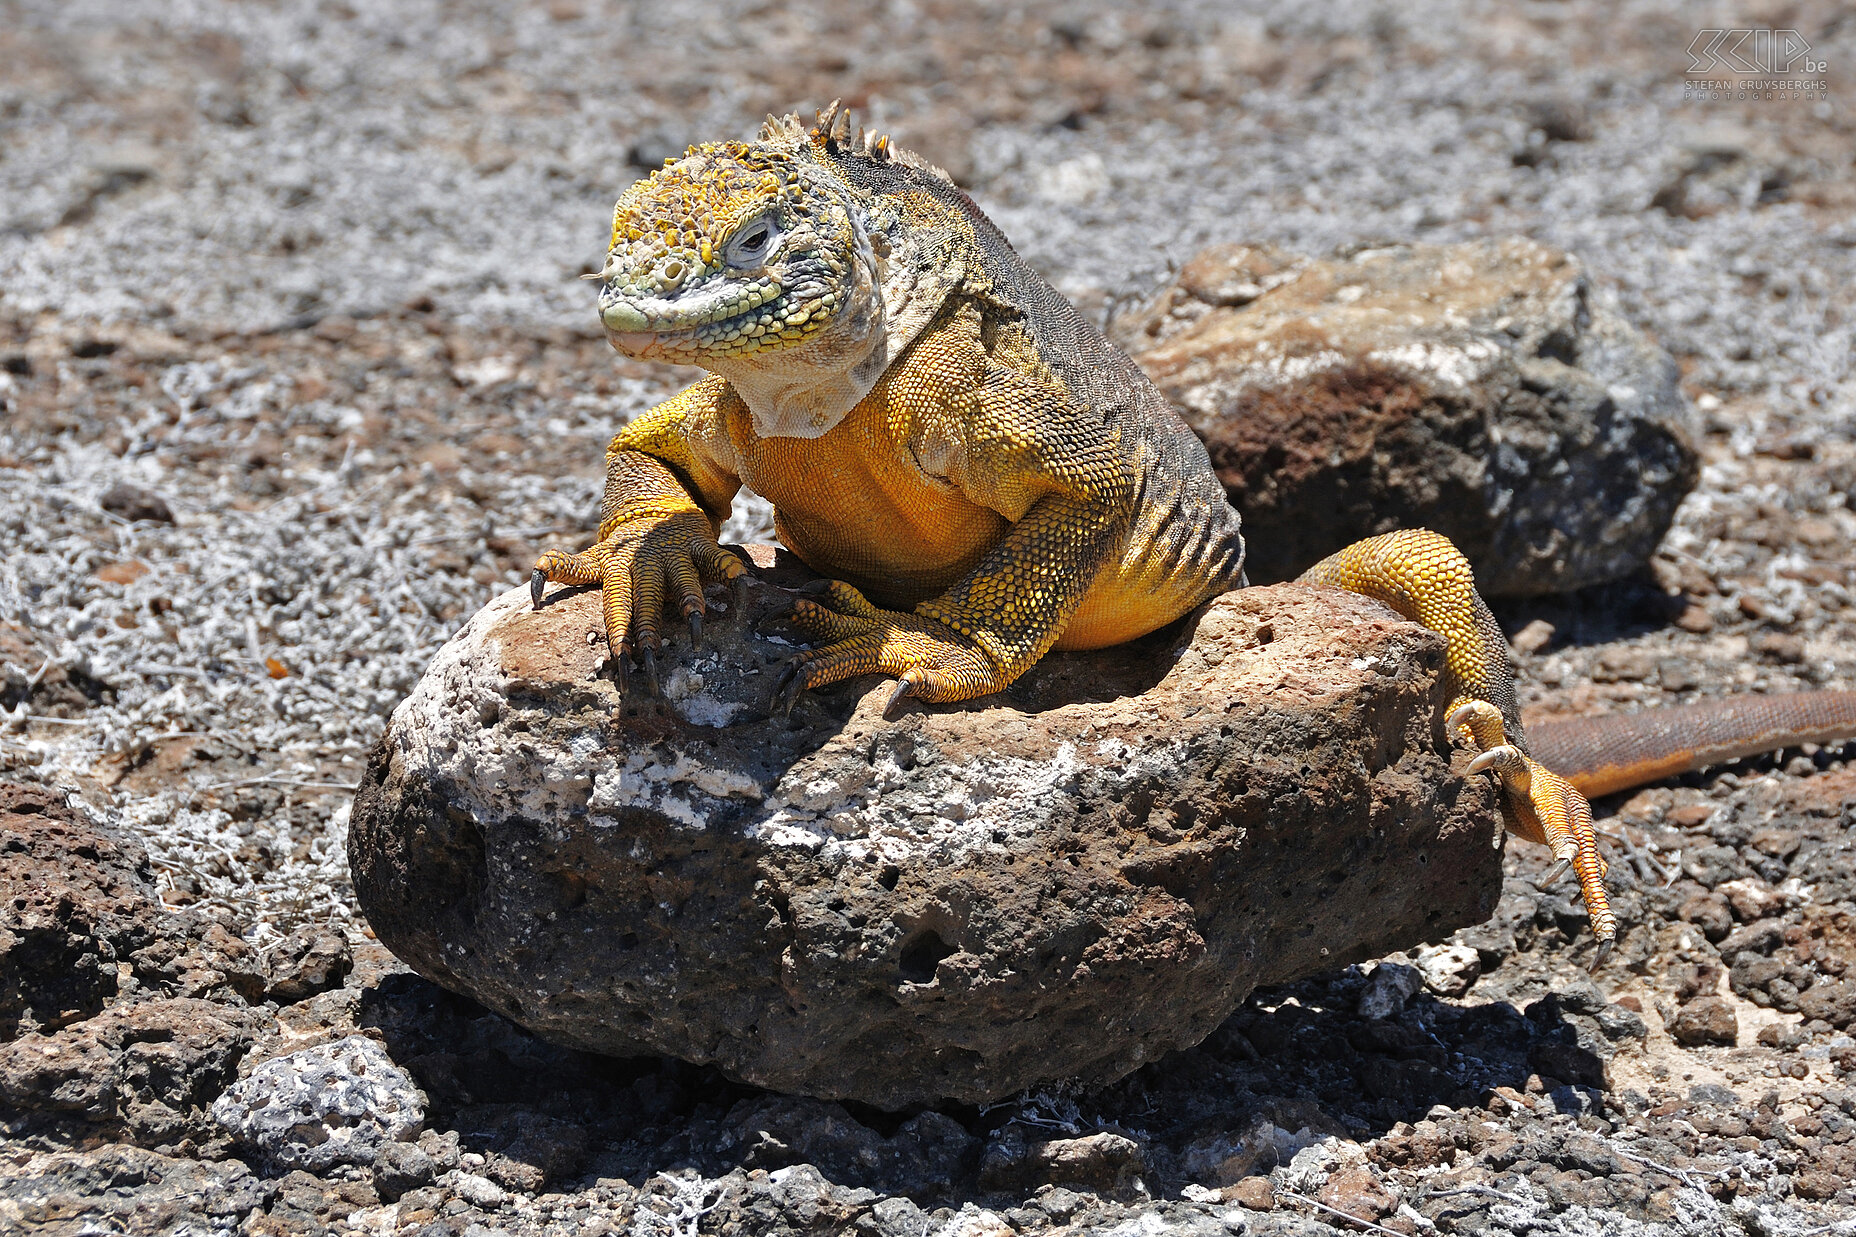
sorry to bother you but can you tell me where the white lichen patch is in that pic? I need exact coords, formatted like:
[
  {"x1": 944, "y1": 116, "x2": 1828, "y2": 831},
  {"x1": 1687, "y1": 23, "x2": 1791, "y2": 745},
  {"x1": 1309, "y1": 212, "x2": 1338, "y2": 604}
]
[
  {"x1": 1368, "y1": 338, "x2": 1500, "y2": 392},
  {"x1": 391, "y1": 593, "x2": 785, "y2": 841},
  {"x1": 1242, "y1": 345, "x2": 1351, "y2": 388},
  {"x1": 664, "y1": 661, "x2": 744, "y2": 728},
  {"x1": 754, "y1": 739, "x2": 1122, "y2": 868},
  {"x1": 391, "y1": 589, "x2": 608, "y2": 826},
  {"x1": 589, "y1": 748, "x2": 764, "y2": 832}
]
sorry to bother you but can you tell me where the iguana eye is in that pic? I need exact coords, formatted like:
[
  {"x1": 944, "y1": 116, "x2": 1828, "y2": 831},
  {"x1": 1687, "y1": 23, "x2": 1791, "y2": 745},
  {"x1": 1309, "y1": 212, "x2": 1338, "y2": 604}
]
[{"x1": 723, "y1": 215, "x2": 780, "y2": 268}]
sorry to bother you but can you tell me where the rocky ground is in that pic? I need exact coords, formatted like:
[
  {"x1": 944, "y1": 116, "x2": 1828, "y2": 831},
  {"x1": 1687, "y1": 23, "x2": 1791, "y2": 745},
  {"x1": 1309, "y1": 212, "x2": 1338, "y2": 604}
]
[{"x1": 4, "y1": 0, "x2": 1856, "y2": 1233}]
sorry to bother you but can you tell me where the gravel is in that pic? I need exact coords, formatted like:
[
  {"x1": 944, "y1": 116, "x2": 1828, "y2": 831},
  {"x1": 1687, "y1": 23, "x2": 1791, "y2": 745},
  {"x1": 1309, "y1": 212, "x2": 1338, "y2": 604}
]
[{"x1": 4, "y1": 0, "x2": 1856, "y2": 1233}]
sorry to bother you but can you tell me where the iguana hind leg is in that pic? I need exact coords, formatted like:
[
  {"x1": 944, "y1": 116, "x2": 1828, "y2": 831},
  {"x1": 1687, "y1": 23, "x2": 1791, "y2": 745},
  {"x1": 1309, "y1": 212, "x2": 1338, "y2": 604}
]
[
  {"x1": 1298, "y1": 528, "x2": 1616, "y2": 968},
  {"x1": 772, "y1": 580, "x2": 1009, "y2": 715}
]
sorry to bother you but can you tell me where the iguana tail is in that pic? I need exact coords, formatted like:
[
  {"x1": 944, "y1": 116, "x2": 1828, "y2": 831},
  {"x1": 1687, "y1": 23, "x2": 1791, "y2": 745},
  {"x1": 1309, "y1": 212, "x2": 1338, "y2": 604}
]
[{"x1": 1528, "y1": 690, "x2": 1856, "y2": 799}]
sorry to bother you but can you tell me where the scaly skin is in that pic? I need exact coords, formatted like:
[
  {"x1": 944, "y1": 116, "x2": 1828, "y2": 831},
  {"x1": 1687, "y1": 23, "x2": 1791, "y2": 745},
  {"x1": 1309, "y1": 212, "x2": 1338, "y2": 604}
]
[
  {"x1": 533, "y1": 106, "x2": 1856, "y2": 962},
  {"x1": 1298, "y1": 530, "x2": 1617, "y2": 960},
  {"x1": 1527, "y1": 692, "x2": 1856, "y2": 799},
  {"x1": 539, "y1": 104, "x2": 1243, "y2": 709}
]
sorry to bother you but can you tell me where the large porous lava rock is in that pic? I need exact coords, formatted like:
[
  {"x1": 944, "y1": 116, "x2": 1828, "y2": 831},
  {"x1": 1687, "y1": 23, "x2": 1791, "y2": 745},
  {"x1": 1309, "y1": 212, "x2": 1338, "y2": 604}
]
[
  {"x1": 1120, "y1": 238, "x2": 1699, "y2": 596},
  {"x1": 349, "y1": 553, "x2": 1502, "y2": 1107},
  {"x1": 0, "y1": 782, "x2": 165, "y2": 1037}
]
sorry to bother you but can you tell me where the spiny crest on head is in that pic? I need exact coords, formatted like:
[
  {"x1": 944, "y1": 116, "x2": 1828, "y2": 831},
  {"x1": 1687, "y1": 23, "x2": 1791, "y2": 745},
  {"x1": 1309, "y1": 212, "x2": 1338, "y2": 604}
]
[
  {"x1": 757, "y1": 110, "x2": 810, "y2": 145},
  {"x1": 755, "y1": 101, "x2": 956, "y2": 186},
  {"x1": 814, "y1": 99, "x2": 855, "y2": 147}
]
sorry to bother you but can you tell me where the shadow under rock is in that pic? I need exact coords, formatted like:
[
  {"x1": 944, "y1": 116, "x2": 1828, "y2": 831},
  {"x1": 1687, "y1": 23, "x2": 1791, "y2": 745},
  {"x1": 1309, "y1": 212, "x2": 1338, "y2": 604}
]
[
  {"x1": 350, "y1": 950, "x2": 1629, "y2": 1206},
  {"x1": 357, "y1": 974, "x2": 744, "y2": 1182},
  {"x1": 1097, "y1": 967, "x2": 1623, "y2": 1195},
  {"x1": 355, "y1": 971, "x2": 985, "y2": 1200}
]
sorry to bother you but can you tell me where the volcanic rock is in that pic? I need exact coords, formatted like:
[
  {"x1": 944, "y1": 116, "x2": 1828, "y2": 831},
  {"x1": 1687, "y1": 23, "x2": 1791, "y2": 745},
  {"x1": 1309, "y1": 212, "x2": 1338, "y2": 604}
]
[
  {"x1": 349, "y1": 555, "x2": 1503, "y2": 1107},
  {"x1": 1668, "y1": 995, "x2": 1739, "y2": 1047},
  {"x1": 979, "y1": 1128, "x2": 1146, "y2": 1194},
  {"x1": 724, "y1": 1097, "x2": 977, "y2": 1194},
  {"x1": 1357, "y1": 962, "x2": 1424, "y2": 1020},
  {"x1": 0, "y1": 1145, "x2": 269, "y2": 1236},
  {"x1": 1121, "y1": 238, "x2": 1699, "y2": 595},
  {"x1": 0, "y1": 782, "x2": 164, "y2": 1036},
  {"x1": 261, "y1": 927, "x2": 353, "y2": 1004},
  {"x1": 210, "y1": 1035, "x2": 426, "y2": 1171},
  {"x1": 98, "y1": 482, "x2": 175, "y2": 525},
  {"x1": 1412, "y1": 942, "x2": 1482, "y2": 998},
  {"x1": 0, "y1": 997, "x2": 254, "y2": 1148}
]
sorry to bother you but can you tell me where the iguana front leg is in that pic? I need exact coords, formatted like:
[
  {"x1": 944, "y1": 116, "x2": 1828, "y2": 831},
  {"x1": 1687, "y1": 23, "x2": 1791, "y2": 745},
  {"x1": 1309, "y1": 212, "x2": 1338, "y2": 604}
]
[
  {"x1": 1298, "y1": 529, "x2": 1616, "y2": 967},
  {"x1": 531, "y1": 380, "x2": 747, "y2": 697}
]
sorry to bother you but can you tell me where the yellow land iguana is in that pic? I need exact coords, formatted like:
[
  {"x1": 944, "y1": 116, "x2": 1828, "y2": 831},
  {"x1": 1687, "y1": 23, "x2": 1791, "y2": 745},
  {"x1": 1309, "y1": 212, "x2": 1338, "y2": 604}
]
[{"x1": 532, "y1": 105, "x2": 1856, "y2": 969}]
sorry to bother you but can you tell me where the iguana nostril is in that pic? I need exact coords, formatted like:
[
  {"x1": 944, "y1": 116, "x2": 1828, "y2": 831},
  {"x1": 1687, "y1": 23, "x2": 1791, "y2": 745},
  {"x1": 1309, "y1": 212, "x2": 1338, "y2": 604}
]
[{"x1": 662, "y1": 260, "x2": 684, "y2": 283}]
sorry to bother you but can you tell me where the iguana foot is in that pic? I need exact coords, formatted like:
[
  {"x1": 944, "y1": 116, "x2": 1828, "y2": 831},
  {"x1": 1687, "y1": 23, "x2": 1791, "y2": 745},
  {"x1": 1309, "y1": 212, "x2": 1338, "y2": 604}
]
[
  {"x1": 1450, "y1": 701, "x2": 1616, "y2": 969},
  {"x1": 1301, "y1": 531, "x2": 1618, "y2": 966},
  {"x1": 771, "y1": 580, "x2": 1007, "y2": 715},
  {"x1": 530, "y1": 513, "x2": 745, "y2": 699}
]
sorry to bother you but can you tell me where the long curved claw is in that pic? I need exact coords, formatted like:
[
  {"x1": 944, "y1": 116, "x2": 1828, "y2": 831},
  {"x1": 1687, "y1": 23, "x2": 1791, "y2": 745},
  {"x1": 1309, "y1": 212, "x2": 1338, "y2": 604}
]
[
  {"x1": 882, "y1": 676, "x2": 915, "y2": 719},
  {"x1": 530, "y1": 568, "x2": 547, "y2": 610},
  {"x1": 1590, "y1": 938, "x2": 1613, "y2": 974},
  {"x1": 689, "y1": 611, "x2": 703, "y2": 648},
  {"x1": 641, "y1": 645, "x2": 660, "y2": 697},
  {"x1": 1446, "y1": 701, "x2": 1484, "y2": 734},
  {"x1": 614, "y1": 645, "x2": 631, "y2": 700},
  {"x1": 1450, "y1": 700, "x2": 1508, "y2": 751},
  {"x1": 1540, "y1": 857, "x2": 1572, "y2": 888},
  {"x1": 774, "y1": 659, "x2": 811, "y2": 717},
  {"x1": 1467, "y1": 744, "x2": 1523, "y2": 777},
  {"x1": 730, "y1": 576, "x2": 749, "y2": 625}
]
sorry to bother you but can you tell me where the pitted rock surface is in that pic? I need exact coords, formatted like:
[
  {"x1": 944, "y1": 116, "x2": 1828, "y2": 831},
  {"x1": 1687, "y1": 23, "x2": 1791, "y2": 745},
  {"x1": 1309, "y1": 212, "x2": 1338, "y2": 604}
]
[
  {"x1": 210, "y1": 1034, "x2": 426, "y2": 1171},
  {"x1": 349, "y1": 558, "x2": 1503, "y2": 1107},
  {"x1": 0, "y1": 997, "x2": 254, "y2": 1148},
  {"x1": 1121, "y1": 239, "x2": 1699, "y2": 596}
]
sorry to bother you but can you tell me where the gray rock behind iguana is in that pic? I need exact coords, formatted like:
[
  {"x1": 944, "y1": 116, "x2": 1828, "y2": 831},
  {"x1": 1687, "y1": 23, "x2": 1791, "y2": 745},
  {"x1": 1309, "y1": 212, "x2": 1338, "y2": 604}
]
[{"x1": 1122, "y1": 238, "x2": 1699, "y2": 596}]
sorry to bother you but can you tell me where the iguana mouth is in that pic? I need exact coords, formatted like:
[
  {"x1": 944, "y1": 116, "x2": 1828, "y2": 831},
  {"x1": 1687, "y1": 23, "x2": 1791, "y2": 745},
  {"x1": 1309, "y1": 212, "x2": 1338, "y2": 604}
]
[
  {"x1": 607, "y1": 329, "x2": 661, "y2": 356},
  {"x1": 597, "y1": 306, "x2": 746, "y2": 362},
  {"x1": 599, "y1": 275, "x2": 783, "y2": 337},
  {"x1": 598, "y1": 266, "x2": 863, "y2": 364}
]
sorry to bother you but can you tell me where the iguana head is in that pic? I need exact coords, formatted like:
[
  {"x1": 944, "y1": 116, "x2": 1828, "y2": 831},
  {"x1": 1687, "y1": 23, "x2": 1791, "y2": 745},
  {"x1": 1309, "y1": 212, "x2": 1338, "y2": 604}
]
[
  {"x1": 590, "y1": 105, "x2": 959, "y2": 439},
  {"x1": 595, "y1": 134, "x2": 871, "y2": 358}
]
